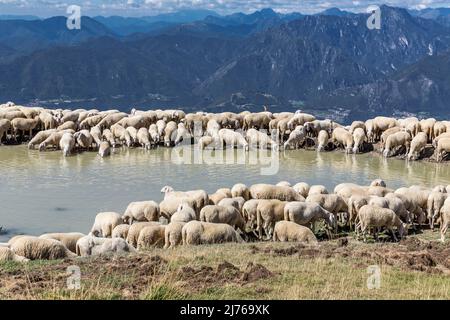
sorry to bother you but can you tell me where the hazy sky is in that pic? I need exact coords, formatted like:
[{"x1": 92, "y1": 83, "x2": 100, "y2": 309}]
[{"x1": 1, "y1": 0, "x2": 450, "y2": 17}]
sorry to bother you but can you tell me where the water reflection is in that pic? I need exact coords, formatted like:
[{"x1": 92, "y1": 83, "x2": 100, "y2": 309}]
[{"x1": 1, "y1": 145, "x2": 450, "y2": 240}]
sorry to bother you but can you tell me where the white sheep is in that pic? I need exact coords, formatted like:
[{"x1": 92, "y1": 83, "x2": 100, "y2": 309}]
[
  {"x1": 273, "y1": 221, "x2": 318, "y2": 244},
  {"x1": 90, "y1": 212, "x2": 123, "y2": 237},
  {"x1": 0, "y1": 247, "x2": 29, "y2": 263},
  {"x1": 112, "y1": 224, "x2": 131, "y2": 239},
  {"x1": 122, "y1": 201, "x2": 160, "y2": 224},
  {"x1": 164, "y1": 222, "x2": 185, "y2": 248},
  {"x1": 199, "y1": 205, "x2": 245, "y2": 232},
  {"x1": 356, "y1": 205, "x2": 406, "y2": 241},
  {"x1": 76, "y1": 235, "x2": 136, "y2": 256},
  {"x1": 182, "y1": 221, "x2": 243, "y2": 245},
  {"x1": 137, "y1": 225, "x2": 166, "y2": 250},
  {"x1": 10, "y1": 236, "x2": 76, "y2": 260},
  {"x1": 38, "y1": 232, "x2": 85, "y2": 253}
]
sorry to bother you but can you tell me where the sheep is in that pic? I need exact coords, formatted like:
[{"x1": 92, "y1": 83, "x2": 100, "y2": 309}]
[
  {"x1": 435, "y1": 138, "x2": 450, "y2": 161},
  {"x1": 0, "y1": 247, "x2": 29, "y2": 263},
  {"x1": 38, "y1": 232, "x2": 85, "y2": 253},
  {"x1": 349, "y1": 121, "x2": 366, "y2": 134},
  {"x1": 59, "y1": 132, "x2": 75, "y2": 157},
  {"x1": 218, "y1": 128, "x2": 248, "y2": 150},
  {"x1": 79, "y1": 114, "x2": 104, "y2": 130},
  {"x1": 98, "y1": 141, "x2": 111, "y2": 157},
  {"x1": 10, "y1": 236, "x2": 75, "y2": 260},
  {"x1": 170, "y1": 202, "x2": 196, "y2": 223},
  {"x1": 331, "y1": 127, "x2": 353, "y2": 153},
  {"x1": 161, "y1": 186, "x2": 208, "y2": 216},
  {"x1": 112, "y1": 224, "x2": 131, "y2": 239},
  {"x1": 137, "y1": 127, "x2": 152, "y2": 149},
  {"x1": 355, "y1": 205, "x2": 406, "y2": 242},
  {"x1": 308, "y1": 185, "x2": 328, "y2": 195},
  {"x1": 27, "y1": 129, "x2": 56, "y2": 149},
  {"x1": 0, "y1": 119, "x2": 11, "y2": 144},
  {"x1": 287, "y1": 113, "x2": 315, "y2": 130},
  {"x1": 305, "y1": 194, "x2": 347, "y2": 215},
  {"x1": 246, "y1": 128, "x2": 276, "y2": 149},
  {"x1": 182, "y1": 221, "x2": 243, "y2": 245},
  {"x1": 209, "y1": 191, "x2": 229, "y2": 205},
  {"x1": 255, "y1": 199, "x2": 287, "y2": 239},
  {"x1": 57, "y1": 121, "x2": 77, "y2": 131},
  {"x1": 164, "y1": 222, "x2": 185, "y2": 248},
  {"x1": 440, "y1": 200, "x2": 450, "y2": 242},
  {"x1": 90, "y1": 126, "x2": 103, "y2": 147},
  {"x1": 199, "y1": 205, "x2": 245, "y2": 232},
  {"x1": 371, "y1": 116, "x2": 399, "y2": 141},
  {"x1": 231, "y1": 183, "x2": 250, "y2": 200},
  {"x1": 242, "y1": 199, "x2": 263, "y2": 229},
  {"x1": 383, "y1": 194, "x2": 411, "y2": 224},
  {"x1": 272, "y1": 221, "x2": 318, "y2": 244},
  {"x1": 74, "y1": 130, "x2": 93, "y2": 150},
  {"x1": 11, "y1": 116, "x2": 40, "y2": 140},
  {"x1": 317, "y1": 130, "x2": 329, "y2": 151},
  {"x1": 284, "y1": 126, "x2": 305, "y2": 150},
  {"x1": 159, "y1": 196, "x2": 197, "y2": 219},
  {"x1": 293, "y1": 182, "x2": 310, "y2": 198},
  {"x1": 352, "y1": 127, "x2": 366, "y2": 153},
  {"x1": 383, "y1": 131, "x2": 412, "y2": 157},
  {"x1": 249, "y1": 183, "x2": 304, "y2": 201},
  {"x1": 370, "y1": 179, "x2": 386, "y2": 188},
  {"x1": 96, "y1": 112, "x2": 127, "y2": 130},
  {"x1": 90, "y1": 212, "x2": 123, "y2": 238},
  {"x1": 126, "y1": 222, "x2": 161, "y2": 248},
  {"x1": 76, "y1": 235, "x2": 136, "y2": 256},
  {"x1": 149, "y1": 124, "x2": 160, "y2": 146},
  {"x1": 427, "y1": 191, "x2": 448, "y2": 229},
  {"x1": 407, "y1": 132, "x2": 428, "y2": 160},
  {"x1": 137, "y1": 225, "x2": 166, "y2": 250},
  {"x1": 420, "y1": 118, "x2": 436, "y2": 142},
  {"x1": 122, "y1": 201, "x2": 160, "y2": 224},
  {"x1": 126, "y1": 126, "x2": 138, "y2": 145},
  {"x1": 218, "y1": 197, "x2": 245, "y2": 212},
  {"x1": 380, "y1": 127, "x2": 402, "y2": 148},
  {"x1": 284, "y1": 202, "x2": 337, "y2": 233}
]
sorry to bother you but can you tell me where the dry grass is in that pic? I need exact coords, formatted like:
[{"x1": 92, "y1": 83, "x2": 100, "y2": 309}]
[{"x1": 0, "y1": 231, "x2": 449, "y2": 300}]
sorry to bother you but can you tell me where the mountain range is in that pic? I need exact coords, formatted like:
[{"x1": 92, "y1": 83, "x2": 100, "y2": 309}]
[{"x1": 1, "y1": 6, "x2": 450, "y2": 121}]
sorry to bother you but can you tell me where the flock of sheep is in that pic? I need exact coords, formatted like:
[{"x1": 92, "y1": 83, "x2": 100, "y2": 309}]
[
  {"x1": 1, "y1": 179, "x2": 450, "y2": 263},
  {"x1": 1, "y1": 101, "x2": 450, "y2": 161}
]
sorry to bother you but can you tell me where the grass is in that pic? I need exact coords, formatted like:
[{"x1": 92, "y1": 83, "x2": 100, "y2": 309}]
[{"x1": 0, "y1": 231, "x2": 449, "y2": 300}]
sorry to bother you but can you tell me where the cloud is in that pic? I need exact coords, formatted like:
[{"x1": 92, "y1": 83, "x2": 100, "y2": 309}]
[{"x1": 1, "y1": 0, "x2": 449, "y2": 17}]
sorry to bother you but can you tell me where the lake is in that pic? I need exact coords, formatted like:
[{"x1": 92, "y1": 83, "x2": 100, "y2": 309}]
[{"x1": 1, "y1": 145, "x2": 450, "y2": 241}]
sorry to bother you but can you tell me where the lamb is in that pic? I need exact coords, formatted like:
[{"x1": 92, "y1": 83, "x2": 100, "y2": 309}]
[
  {"x1": 137, "y1": 225, "x2": 166, "y2": 250},
  {"x1": 164, "y1": 222, "x2": 185, "y2": 248},
  {"x1": 38, "y1": 232, "x2": 85, "y2": 253},
  {"x1": 10, "y1": 236, "x2": 76, "y2": 260},
  {"x1": 231, "y1": 183, "x2": 250, "y2": 200},
  {"x1": 112, "y1": 224, "x2": 131, "y2": 239},
  {"x1": 199, "y1": 205, "x2": 245, "y2": 232},
  {"x1": 59, "y1": 132, "x2": 75, "y2": 157},
  {"x1": 355, "y1": 205, "x2": 406, "y2": 242},
  {"x1": 126, "y1": 221, "x2": 161, "y2": 248},
  {"x1": 249, "y1": 183, "x2": 304, "y2": 201},
  {"x1": 90, "y1": 212, "x2": 123, "y2": 238},
  {"x1": 76, "y1": 235, "x2": 136, "y2": 256},
  {"x1": 182, "y1": 221, "x2": 243, "y2": 245},
  {"x1": 255, "y1": 199, "x2": 287, "y2": 239},
  {"x1": 272, "y1": 221, "x2": 318, "y2": 244},
  {"x1": 170, "y1": 202, "x2": 197, "y2": 223},
  {"x1": 0, "y1": 247, "x2": 29, "y2": 263},
  {"x1": 122, "y1": 201, "x2": 160, "y2": 224}
]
